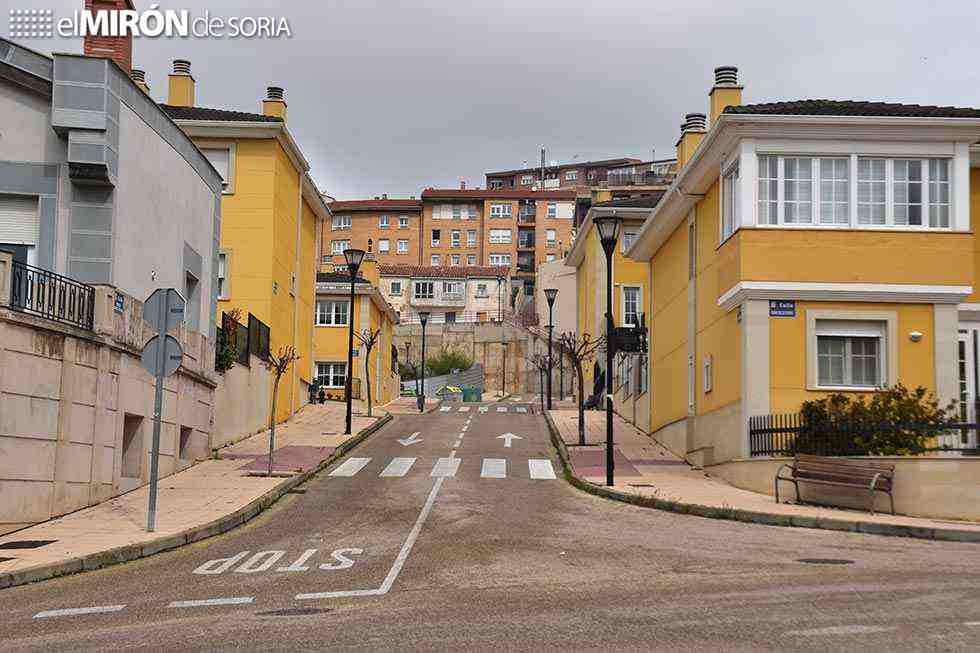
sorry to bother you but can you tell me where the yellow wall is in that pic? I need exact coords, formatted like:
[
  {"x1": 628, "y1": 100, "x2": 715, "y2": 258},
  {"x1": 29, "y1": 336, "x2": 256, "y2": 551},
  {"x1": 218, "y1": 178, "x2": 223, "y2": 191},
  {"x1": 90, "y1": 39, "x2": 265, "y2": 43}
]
[
  {"x1": 970, "y1": 168, "x2": 980, "y2": 303},
  {"x1": 649, "y1": 218, "x2": 690, "y2": 431}
]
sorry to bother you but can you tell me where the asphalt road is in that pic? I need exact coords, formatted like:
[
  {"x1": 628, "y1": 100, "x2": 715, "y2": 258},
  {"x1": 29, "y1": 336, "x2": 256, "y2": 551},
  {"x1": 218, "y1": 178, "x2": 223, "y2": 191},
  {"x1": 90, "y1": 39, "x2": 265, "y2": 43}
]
[{"x1": 1, "y1": 403, "x2": 979, "y2": 652}]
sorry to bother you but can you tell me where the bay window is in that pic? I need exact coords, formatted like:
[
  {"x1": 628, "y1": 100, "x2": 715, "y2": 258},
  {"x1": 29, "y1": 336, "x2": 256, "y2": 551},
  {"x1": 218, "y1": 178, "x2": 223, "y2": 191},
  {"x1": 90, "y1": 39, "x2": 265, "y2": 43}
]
[
  {"x1": 755, "y1": 154, "x2": 952, "y2": 230},
  {"x1": 721, "y1": 163, "x2": 739, "y2": 240},
  {"x1": 414, "y1": 281, "x2": 434, "y2": 298}
]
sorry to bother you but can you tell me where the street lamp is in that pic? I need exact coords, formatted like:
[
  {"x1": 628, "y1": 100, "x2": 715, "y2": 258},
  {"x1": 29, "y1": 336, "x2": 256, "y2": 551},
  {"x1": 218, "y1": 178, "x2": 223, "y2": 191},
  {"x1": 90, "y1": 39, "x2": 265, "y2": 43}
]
[
  {"x1": 418, "y1": 311, "x2": 429, "y2": 413},
  {"x1": 404, "y1": 341, "x2": 416, "y2": 401},
  {"x1": 496, "y1": 273, "x2": 504, "y2": 322},
  {"x1": 594, "y1": 214, "x2": 622, "y2": 486},
  {"x1": 343, "y1": 248, "x2": 366, "y2": 436},
  {"x1": 497, "y1": 273, "x2": 506, "y2": 398},
  {"x1": 544, "y1": 288, "x2": 558, "y2": 410}
]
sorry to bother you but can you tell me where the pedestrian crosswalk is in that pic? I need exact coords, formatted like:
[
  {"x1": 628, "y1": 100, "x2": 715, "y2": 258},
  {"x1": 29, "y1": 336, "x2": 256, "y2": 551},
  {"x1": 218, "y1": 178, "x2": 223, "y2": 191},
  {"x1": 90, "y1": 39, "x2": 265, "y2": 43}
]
[
  {"x1": 438, "y1": 405, "x2": 530, "y2": 414},
  {"x1": 327, "y1": 457, "x2": 557, "y2": 481}
]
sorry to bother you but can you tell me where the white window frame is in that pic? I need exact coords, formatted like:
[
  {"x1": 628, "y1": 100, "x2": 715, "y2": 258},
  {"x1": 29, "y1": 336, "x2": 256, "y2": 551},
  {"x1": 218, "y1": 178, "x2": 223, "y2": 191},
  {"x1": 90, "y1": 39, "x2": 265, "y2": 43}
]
[
  {"x1": 399, "y1": 215, "x2": 410, "y2": 228},
  {"x1": 315, "y1": 299, "x2": 350, "y2": 326},
  {"x1": 217, "y1": 250, "x2": 230, "y2": 300},
  {"x1": 414, "y1": 281, "x2": 434, "y2": 299},
  {"x1": 397, "y1": 239, "x2": 408, "y2": 253},
  {"x1": 490, "y1": 203, "x2": 512, "y2": 218},
  {"x1": 476, "y1": 282, "x2": 488, "y2": 297},
  {"x1": 565, "y1": 170, "x2": 578, "y2": 181},
  {"x1": 703, "y1": 354, "x2": 713, "y2": 394},
  {"x1": 431, "y1": 229, "x2": 441, "y2": 247},
  {"x1": 452, "y1": 205, "x2": 462, "y2": 220},
  {"x1": 332, "y1": 214, "x2": 352, "y2": 231},
  {"x1": 721, "y1": 162, "x2": 739, "y2": 242},
  {"x1": 467, "y1": 229, "x2": 477, "y2": 247},
  {"x1": 467, "y1": 254, "x2": 477, "y2": 265},
  {"x1": 316, "y1": 361, "x2": 347, "y2": 388},
  {"x1": 442, "y1": 281, "x2": 462, "y2": 295},
  {"x1": 489, "y1": 253, "x2": 511, "y2": 266},
  {"x1": 520, "y1": 175, "x2": 534, "y2": 186},
  {"x1": 451, "y1": 230, "x2": 461, "y2": 247},
  {"x1": 621, "y1": 230, "x2": 637, "y2": 253},
  {"x1": 545, "y1": 229, "x2": 556, "y2": 246},
  {"x1": 451, "y1": 254, "x2": 460, "y2": 265},
  {"x1": 379, "y1": 214, "x2": 390, "y2": 229},
  {"x1": 753, "y1": 154, "x2": 955, "y2": 232},
  {"x1": 200, "y1": 145, "x2": 236, "y2": 194},
  {"x1": 389, "y1": 281, "x2": 402, "y2": 296},
  {"x1": 806, "y1": 309, "x2": 898, "y2": 391},
  {"x1": 378, "y1": 238, "x2": 390, "y2": 253},
  {"x1": 547, "y1": 202, "x2": 557, "y2": 218},
  {"x1": 546, "y1": 254, "x2": 556, "y2": 262},
  {"x1": 620, "y1": 285, "x2": 641, "y2": 327},
  {"x1": 331, "y1": 239, "x2": 351, "y2": 255},
  {"x1": 489, "y1": 228, "x2": 512, "y2": 244},
  {"x1": 430, "y1": 255, "x2": 440, "y2": 266}
]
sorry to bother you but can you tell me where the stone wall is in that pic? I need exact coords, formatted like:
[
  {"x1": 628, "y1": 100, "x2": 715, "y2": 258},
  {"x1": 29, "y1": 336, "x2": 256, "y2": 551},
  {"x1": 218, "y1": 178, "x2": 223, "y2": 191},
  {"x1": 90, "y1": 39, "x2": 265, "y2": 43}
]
[
  {"x1": 212, "y1": 353, "x2": 271, "y2": 450},
  {"x1": 0, "y1": 254, "x2": 216, "y2": 534}
]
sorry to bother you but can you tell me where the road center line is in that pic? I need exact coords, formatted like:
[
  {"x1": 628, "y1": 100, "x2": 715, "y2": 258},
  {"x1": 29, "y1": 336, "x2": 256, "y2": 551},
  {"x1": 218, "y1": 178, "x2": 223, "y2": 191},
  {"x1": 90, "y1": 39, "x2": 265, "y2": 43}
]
[
  {"x1": 168, "y1": 597, "x2": 254, "y2": 608},
  {"x1": 786, "y1": 625, "x2": 896, "y2": 636},
  {"x1": 34, "y1": 605, "x2": 126, "y2": 619}
]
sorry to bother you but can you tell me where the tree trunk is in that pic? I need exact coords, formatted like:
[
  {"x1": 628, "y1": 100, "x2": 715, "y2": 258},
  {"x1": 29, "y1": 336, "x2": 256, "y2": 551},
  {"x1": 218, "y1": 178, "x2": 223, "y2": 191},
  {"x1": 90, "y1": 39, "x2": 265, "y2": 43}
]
[
  {"x1": 268, "y1": 377, "x2": 281, "y2": 477},
  {"x1": 575, "y1": 362, "x2": 585, "y2": 446},
  {"x1": 365, "y1": 348, "x2": 373, "y2": 417}
]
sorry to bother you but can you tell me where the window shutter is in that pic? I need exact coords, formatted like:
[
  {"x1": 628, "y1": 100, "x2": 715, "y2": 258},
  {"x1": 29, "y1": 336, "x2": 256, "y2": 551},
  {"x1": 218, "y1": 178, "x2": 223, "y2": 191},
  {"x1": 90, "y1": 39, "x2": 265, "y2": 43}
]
[
  {"x1": 815, "y1": 320, "x2": 885, "y2": 338},
  {"x1": 0, "y1": 195, "x2": 40, "y2": 245}
]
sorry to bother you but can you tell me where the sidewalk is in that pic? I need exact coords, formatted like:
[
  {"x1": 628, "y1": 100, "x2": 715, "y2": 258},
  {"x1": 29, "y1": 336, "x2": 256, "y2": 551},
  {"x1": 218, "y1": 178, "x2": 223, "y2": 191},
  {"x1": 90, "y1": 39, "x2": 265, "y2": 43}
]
[
  {"x1": 0, "y1": 403, "x2": 387, "y2": 590},
  {"x1": 548, "y1": 409, "x2": 980, "y2": 542}
]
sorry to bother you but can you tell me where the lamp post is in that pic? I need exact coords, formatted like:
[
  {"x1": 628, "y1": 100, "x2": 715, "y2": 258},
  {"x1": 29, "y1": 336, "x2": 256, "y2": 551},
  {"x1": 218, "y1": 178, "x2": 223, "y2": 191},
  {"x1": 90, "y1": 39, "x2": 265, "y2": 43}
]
[
  {"x1": 497, "y1": 273, "x2": 506, "y2": 398},
  {"x1": 418, "y1": 311, "x2": 429, "y2": 413},
  {"x1": 496, "y1": 273, "x2": 504, "y2": 323},
  {"x1": 544, "y1": 288, "x2": 558, "y2": 410},
  {"x1": 404, "y1": 341, "x2": 416, "y2": 401},
  {"x1": 343, "y1": 248, "x2": 366, "y2": 436},
  {"x1": 594, "y1": 215, "x2": 622, "y2": 487}
]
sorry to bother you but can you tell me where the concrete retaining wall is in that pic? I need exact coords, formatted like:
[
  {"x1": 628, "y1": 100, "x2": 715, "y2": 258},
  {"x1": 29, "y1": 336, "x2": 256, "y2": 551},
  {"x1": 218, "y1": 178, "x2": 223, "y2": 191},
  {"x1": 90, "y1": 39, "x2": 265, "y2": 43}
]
[
  {"x1": 707, "y1": 456, "x2": 980, "y2": 521},
  {"x1": 212, "y1": 353, "x2": 271, "y2": 450}
]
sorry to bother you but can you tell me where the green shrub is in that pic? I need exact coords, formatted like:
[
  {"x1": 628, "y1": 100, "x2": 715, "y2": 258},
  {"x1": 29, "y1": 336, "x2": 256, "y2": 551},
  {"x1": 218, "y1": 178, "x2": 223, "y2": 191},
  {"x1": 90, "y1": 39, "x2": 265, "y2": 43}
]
[
  {"x1": 425, "y1": 348, "x2": 473, "y2": 377},
  {"x1": 399, "y1": 362, "x2": 417, "y2": 380},
  {"x1": 797, "y1": 384, "x2": 957, "y2": 456}
]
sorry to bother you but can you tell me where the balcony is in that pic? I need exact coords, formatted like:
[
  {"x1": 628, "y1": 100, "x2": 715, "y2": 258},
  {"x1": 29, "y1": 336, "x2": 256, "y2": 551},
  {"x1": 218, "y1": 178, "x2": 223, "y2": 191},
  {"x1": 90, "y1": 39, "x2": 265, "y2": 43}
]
[
  {"x1": 605, "y1": 171, "x2": 674, "y2": 187},
  {"x1": 409, "y1": 291, "x2": 466, "y2": 308},
  {"x1": 517, "y1": 236, "x2": 535, "y2": 250},
  {"x1": 517, "y1": 211, "x2": 536, "y2": 225},
  {"x1": 9, "y1": 261, "x2": 96, "y2": 330}
]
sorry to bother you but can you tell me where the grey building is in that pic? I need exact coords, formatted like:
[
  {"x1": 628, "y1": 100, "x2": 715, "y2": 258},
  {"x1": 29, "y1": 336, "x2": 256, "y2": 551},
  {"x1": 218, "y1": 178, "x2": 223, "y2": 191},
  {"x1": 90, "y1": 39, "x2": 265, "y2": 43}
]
[{"x1": 0, "y1": 37, "x2": 222, "y2": 336}]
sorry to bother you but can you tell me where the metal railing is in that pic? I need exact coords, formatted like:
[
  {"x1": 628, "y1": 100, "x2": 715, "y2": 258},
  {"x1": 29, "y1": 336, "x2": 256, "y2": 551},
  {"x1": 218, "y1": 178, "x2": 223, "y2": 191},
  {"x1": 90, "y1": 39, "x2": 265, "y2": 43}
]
[
  {"x1": 748, "y1": 409, "x2": 980, "y2": 457},
  {"x1": 9, "y1": 261, "x2": 95, "y2": 330},
  {"x1": 517, "y1": 212, "x2": 536, "y2": 225},
  {"x1": 518, "y1": 237, "x2": 535, "y2": 249},
  {"x1": 605, "y1": 171, "x2": 674, "y2": 187}
]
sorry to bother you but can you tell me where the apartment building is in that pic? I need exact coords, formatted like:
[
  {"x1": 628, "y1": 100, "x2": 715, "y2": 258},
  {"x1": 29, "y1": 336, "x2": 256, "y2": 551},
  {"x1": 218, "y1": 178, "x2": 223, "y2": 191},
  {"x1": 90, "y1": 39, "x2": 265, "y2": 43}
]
[
  {"x1": 419, "y1": 188, "x2": 576, "y2": 294},
  {"x1": 322, "y1": 197, "x2": 422, "y2": 266},
  {"x1": 485, "y1": 157, "x2": 646, "y2": 191},
  {"x1": 314, "y1": 254, "x2": 400, "y2": 407},
  {"x1": 379, "y1": 264, "x2": 510, "y2": 324},
  {"x1": 161, "y1": 61, "x2": 328, "y2": 423},
  {"x1": 625, "y1": 66, "x2": 980, "y2": 471}
]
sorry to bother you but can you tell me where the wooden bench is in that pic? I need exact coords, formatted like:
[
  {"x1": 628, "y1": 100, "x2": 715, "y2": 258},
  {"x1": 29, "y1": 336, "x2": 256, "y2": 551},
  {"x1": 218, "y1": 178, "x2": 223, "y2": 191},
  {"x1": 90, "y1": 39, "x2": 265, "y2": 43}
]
[{"x1": 774, "y1": 454, "x2": 895, "y2": 515}]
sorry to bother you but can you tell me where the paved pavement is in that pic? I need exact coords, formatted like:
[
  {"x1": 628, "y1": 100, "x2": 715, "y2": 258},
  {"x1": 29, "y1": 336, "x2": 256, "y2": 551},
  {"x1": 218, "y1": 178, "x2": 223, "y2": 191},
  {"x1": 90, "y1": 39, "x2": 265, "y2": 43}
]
[
  {"x1": 1, "y1": 403, "x2": 979, "y2": 651},
  {"x1": 550, "y1": 409, "x2": 980, "y2": 540}
]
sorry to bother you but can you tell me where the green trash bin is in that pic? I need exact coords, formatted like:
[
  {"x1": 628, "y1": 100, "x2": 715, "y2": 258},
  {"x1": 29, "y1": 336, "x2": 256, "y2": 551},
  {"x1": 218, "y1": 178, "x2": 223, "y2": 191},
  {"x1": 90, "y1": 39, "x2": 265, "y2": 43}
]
[{"x1": 461, "y1": 385, "x2": 478, "y2": 402}]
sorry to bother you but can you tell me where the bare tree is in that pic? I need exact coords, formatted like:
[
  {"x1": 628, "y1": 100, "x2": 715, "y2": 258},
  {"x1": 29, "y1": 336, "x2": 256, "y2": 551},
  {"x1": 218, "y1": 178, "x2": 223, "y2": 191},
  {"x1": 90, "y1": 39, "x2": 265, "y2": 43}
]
[
  {"x1": 354, "y1": 328, "x2": 381, "y2": 417},
  {"x1": 557, "y1": 332, "x2": 604, "y2": 446},
  {"x1": 525, "y1": 352, "x2": 550, "y2": 413},
  {"x1": 264, "y1": 345, "x2": 299, "y2": 477}
]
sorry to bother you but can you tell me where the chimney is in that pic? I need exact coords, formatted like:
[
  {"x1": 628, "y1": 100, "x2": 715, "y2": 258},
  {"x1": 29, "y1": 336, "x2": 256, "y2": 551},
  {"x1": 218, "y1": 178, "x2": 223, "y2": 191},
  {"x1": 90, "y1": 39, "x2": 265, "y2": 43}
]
[
  {"x1": 262, "y1": 86, "x2": 287, "y2": 121},
  {"x1": 709, "y1": 65, "x2": 743, "y2": 125},
  {"x1": 129, "y1": 68, "x2": 150, "y2": 95},
  {"x1": 83, "y1": 0, "x2": 134, "y2": 72},
  {"x1": 167, "y1": 59, "x2": 195, "y2": 107},
  {"x1": 459, "y1": 179, "x2": 466, "y2": 190},
  {"x1": 359, "y1": 253, "x2": 379, "y2": 285},
  {"x1": 675, "y1": 113, "x2": 707, "y2": 169}
]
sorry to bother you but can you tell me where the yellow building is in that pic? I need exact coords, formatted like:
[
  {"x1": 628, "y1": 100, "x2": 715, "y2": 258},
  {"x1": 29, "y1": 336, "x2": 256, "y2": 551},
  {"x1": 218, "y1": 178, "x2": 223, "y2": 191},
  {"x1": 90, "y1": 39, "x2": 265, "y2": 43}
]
[
  {"x1": 627, "y1": 66, "x2": 980, "y2": 466},
  {"x1": 161, "y1": 60, "x2": 327, "y2": 422},
  {"x1": 567, "y1": 195, "x2": 662, "y2": 431},
  {"x1": 314, "y1": 254, "x2": 400, "y2": 409}
]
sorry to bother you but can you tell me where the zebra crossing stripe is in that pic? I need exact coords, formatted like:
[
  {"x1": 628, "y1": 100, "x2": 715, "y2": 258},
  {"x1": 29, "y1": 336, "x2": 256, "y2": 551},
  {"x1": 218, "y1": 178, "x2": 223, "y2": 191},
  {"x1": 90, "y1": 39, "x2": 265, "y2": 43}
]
[
  {"x1": 516, "y1": 407, "x2": 528, "y2": 413},
  {"x1": 430, "y1": 457, "x2": 461, "y2": 478},
  {"x1": 439, "y1": 406, "x2": 451, "y2": 412},
  {"x1": 528, "y1": 459, "x2": 557, "y2": 480},
  {"x1": 478, "y1": 406, "x2": 489, "y2": 413},
  {"x1": 458, "y1": 406, "x2": 470, "y2": 412},
  {"x1": 329, "y1": 457, "x2": 371, "y2": 477},
  {"x1": 496, "y1": 407, "x2": 508, "y2": 412},
  {"x1": 481, "y1": 458, "x2": 506, "y2": 479},
  {"x1": 380, "y1": 457, "x2": 416, "y2": 477}
]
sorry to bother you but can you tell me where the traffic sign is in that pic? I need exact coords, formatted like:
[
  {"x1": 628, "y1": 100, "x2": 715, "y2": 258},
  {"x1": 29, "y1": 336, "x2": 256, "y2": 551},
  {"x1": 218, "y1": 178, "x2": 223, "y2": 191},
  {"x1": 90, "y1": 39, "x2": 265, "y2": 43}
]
[
  {"x1": 143, "y1": 288, "x2": 185, "y2": 333},
  {"x1": 140, "y1": 334, "x2": 183, "y2": 378}
]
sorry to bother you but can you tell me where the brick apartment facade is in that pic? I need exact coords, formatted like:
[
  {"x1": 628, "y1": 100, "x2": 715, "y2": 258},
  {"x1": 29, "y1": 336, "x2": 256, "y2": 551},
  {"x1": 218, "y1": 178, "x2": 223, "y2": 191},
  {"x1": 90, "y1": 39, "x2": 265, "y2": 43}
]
[
  {"x1": 484, "y1": 157, "x2": 644, "y2": 191},
  {"x1": 419, "y1": 188, "x2": 577, "y2": 293},
  {"x1": 379, "y1": 264, "x2": 510, "y2": 324},
  {"x1": 321, "y1": 197, "x2": 422, "y2": 267}
]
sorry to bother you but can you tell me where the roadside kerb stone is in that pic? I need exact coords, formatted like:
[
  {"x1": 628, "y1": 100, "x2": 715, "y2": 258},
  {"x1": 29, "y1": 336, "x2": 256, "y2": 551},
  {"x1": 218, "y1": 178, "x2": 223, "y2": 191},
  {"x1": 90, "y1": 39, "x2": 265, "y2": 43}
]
[
  {"x1": 544, "y1": 411, "x2": 980, "y2": 543},
  {"x1": 0, "y1": 413, "x2": 393, "y2": 591}
]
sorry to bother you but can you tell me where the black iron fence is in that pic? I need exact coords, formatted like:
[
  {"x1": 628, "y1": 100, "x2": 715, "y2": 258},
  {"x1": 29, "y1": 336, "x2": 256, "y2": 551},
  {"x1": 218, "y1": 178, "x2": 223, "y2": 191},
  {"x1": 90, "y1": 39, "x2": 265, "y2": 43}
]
[
  {"x1": 216, "y1": 311, "x2": 271, "y2": 370},
  {"x1": 9, "y1": 261, "x2": 96, "y2": 330},
  {"x1": 749, "y1": 409, "x2": 980, "y2": 457},
  {"x1": 248, "y1": 313, "x2": 270, "y2": 361}
]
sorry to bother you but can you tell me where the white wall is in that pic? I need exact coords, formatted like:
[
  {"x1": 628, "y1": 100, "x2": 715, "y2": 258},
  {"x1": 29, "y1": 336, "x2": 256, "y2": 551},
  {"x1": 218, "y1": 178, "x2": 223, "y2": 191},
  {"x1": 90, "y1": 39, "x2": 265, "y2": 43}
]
[{"x1": 0, "y1": 82, "x2": 64, "y2": 163}]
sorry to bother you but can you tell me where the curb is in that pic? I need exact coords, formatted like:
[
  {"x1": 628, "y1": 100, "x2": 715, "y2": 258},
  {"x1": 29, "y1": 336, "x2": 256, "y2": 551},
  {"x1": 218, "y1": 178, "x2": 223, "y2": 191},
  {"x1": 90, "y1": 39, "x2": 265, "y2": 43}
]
[
  {"x1": 0, "y1": 413, "x2": 393, "y2": 591},
  {"x1": 543, "y1": 412, "x2": 980, "y2": 544}
]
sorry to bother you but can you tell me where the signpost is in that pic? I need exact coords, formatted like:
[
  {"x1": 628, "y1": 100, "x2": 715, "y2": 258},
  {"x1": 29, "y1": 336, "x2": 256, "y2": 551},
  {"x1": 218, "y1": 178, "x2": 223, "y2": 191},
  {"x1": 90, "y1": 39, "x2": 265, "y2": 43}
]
[{"x1": 140, "y1": 288, "x2": 185, "y2": 533}]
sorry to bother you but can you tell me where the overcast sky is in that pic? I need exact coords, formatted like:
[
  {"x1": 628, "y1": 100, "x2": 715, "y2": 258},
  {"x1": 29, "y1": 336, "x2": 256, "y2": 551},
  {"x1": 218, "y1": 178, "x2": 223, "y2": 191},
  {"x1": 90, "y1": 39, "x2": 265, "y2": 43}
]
[{"x1": 17, "y1": 0, "x2": 980, "y2": 199}]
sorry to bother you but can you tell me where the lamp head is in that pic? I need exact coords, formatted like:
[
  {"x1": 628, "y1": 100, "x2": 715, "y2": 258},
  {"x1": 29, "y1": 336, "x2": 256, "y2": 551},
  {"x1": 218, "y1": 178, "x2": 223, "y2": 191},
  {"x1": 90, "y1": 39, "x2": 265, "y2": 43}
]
[
  {"x1": 343, "y1": 248, "x2": 366, "y2": 277},
  {"x1": 419, "y1": 311, "x2": 429, "y2": 327},
  {"x1": 544, "y1": 287, "x2": 558, "y2": 308},
  {"x1": 594, "y1": 214, "x2": 622, "y2": 256}
]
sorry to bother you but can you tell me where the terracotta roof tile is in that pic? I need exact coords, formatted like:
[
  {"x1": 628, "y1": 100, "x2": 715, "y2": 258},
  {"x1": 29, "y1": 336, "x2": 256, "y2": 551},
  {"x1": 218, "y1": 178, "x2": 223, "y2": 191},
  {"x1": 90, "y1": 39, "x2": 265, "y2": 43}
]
[
  {"x1": 328, "y1": 199, "x2": 422, "y2": 211},
  {"x1": 160, "y1": 104, "x2": 283, "y2": 123},
  {"x1": 724, "y1": 99, "x2": 980, "y2": 118},
  {"x1": 421, "y1": 188, "x2": 576, "y2": 200},
  {"x1": 485, "y1": 157, "x2": 644, "y2": 177},
  {"x1": 378, "y1": 264, "x2": 510, "y2": 279}
]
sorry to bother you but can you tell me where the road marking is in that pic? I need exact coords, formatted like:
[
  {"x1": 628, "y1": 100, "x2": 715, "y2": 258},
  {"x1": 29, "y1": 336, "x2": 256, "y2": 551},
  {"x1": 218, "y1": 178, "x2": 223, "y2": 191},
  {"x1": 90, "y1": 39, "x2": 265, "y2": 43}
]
[
  {"x1": 298, "y1": 476, "x2": 447, "y2": 601},
  {"x1": 481, "y1": 458, "x2": 507, "y2": 478},
  {"x1": 478, "y1": 406, "x2": 488, "y2": 413},
  {"x1": 516, "y1": 407, "x2": 528, "y2": 413},
  {"x1": 458, "y1": 406, "x2": 470, "y2": 412},
  {"x1": 380, "y1": 457, "x2": 417, "y2": 477},
  {"x1": 329, "y1": 457, "x2": 371, "y2": 477},
  {"x1": 277, "y1": 548, "x2": 318, "y2": 572},
  {"x1": 461, "y1": 424, "x2": 469, "y2": 432},
  {"x1": 496, "y1": 407, "x2": 508, "y2": 412},
  {"x1": 168, "y1": 597, "x2": 254, "y2": 609},
  {"x1": 439, "y1": 406, "x2": 451, "y2": 412},
  {"x1": 453, "y1": 439, "x2": 462, "y2": 447},
  {"x1": 34, "y1": 605, "x2": 126, "y2": 619},
  {"x1": 236, "y1": 550, "x2": 286, "y2": 573},
  {"x1": 510, "y1": 396, "x2": 522, "y2": 401},
  {"x1": 965, "y1": 621, "x2": 980, "y2": 626},
  {"x1": 528, "y1": 459, "x2": 557, "y2": 479},
  {"x1": 431, "y1": 457, "x2": 461, "y2": 477},
  {"x1": 787, "y1": 625, "x2": 896, "y2": 636},
  {"x1": 397, "y1": 432, "x2": 422, "y2": 446},
  {"x1": 497, "y1": 432, "x2": 522, "y2": 448}
]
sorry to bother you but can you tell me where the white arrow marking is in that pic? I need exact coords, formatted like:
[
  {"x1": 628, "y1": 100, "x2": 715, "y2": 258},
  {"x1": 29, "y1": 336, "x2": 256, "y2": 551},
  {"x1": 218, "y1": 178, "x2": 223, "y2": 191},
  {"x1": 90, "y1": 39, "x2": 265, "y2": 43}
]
[
  {"x1": 497, "y1": 432, "x2": 522, "y2": 448},
  {"x1": 397, "y1": 432, "x2": 422, "y2": 446}
]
